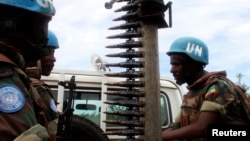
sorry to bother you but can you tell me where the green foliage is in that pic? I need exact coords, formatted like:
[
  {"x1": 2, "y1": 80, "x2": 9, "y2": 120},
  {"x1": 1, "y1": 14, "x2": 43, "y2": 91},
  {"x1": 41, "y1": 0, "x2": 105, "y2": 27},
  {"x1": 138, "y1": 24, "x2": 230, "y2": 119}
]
[{"x1": 236, "y1": 73, "x2": 250, "y2": 94}]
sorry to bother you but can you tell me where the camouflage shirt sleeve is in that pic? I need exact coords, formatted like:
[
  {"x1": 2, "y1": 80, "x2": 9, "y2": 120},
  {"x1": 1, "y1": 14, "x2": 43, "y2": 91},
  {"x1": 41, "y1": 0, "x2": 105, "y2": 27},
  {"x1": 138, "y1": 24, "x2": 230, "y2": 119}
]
[{"x1": 200, "y1": 79, "x2": 236, "y2": 117}]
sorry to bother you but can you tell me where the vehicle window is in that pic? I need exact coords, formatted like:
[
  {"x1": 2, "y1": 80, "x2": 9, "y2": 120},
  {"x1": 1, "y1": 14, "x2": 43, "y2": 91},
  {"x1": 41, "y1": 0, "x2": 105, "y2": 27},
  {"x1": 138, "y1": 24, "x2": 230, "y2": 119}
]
[
  {"x1": 50, "y1": 89, "x2": 58, "y2": 101},
  {"x1": 160, "y1": 92, "x2": 171, "y2": 127},
  {"x1": 51, "y1": 89, "x2": 172, "y2": 128},
  {"x1": 106, "y1": 95, "x2": 128, "y2": 127},
  {"x1": 105, "y1": 92, "x2": 171, "y2": 127},
  {"x1": 73, "y1": 92, "x2": 101, "y2": 126}
]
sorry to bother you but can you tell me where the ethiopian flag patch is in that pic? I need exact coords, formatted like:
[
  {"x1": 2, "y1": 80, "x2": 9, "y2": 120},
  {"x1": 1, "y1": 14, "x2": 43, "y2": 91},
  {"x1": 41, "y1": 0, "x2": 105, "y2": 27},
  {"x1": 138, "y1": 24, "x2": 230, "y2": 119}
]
[{"x1": 205, "y1": 85, "x2": 216, "y2": 99}]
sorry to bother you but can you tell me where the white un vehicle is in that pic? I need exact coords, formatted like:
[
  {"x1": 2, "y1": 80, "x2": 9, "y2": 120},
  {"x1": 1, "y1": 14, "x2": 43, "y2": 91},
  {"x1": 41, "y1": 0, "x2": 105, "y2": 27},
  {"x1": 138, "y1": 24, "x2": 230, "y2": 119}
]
[{"x1": 41, "y1": 68, "x2": 185, "y2": 140}]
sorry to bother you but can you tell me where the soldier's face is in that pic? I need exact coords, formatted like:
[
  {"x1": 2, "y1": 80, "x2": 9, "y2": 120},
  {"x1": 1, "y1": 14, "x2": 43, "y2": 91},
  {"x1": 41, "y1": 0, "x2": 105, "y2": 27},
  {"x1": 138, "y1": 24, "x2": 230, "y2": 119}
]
[
  {"x1": 40, "y1": 48, "x2": 56, "y2": 76},
  {"x1": 169, "y1": 54, "x2": 186, "y2": 85},
  {"x1": 15, "y1": 11, "x2": 51, "y2": 62},
  {"x1": 170, "y1": 54, "x2": 203, "y2": 85}
]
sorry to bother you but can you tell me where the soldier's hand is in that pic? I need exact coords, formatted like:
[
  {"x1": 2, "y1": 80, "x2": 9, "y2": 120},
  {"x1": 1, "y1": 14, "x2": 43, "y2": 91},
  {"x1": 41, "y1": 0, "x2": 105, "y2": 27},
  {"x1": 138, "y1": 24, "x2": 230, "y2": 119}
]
[{"x1": 14, "y1": 124, "x2": 49, "y2": 141}]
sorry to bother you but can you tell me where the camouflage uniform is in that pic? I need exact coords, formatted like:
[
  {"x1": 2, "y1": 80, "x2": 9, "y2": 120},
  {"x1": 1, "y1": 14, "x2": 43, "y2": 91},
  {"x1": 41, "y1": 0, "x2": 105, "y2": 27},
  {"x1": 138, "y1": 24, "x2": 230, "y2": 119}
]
[
  {"x1": 26, "y1": 67, "x2": 59, "y2": 125},
  {"x1": 0, "y1": 0, "x2": 55, "y2": 140},
  {"x1": 170, "y1": 71, "x2": 249, "y2": 141},
  {"x1": 31, "y1": 78, "x2": 59, "y2": 122},
  {"x1": 0, "y1": 45, "x2": 37, "y2": 141}
]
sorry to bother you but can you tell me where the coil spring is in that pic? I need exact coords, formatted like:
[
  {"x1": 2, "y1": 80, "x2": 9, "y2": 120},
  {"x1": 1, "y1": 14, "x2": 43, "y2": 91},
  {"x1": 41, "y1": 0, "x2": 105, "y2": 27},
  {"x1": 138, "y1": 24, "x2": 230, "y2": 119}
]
[{"x1": 104, "y1": 0, "x2": 145, "y2": 140}]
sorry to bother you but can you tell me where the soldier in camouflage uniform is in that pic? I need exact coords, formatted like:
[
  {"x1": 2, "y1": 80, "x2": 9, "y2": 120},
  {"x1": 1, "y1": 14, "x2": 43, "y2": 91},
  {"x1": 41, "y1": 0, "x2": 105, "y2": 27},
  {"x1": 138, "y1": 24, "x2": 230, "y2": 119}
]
[
  {"x1": 0, "y1": 0, "x2": 55, "y2": 141},
  {"x1": 25, "y1": 30, "x2": 60, "y2": 139},
  {"x1": 162, "y1": 37, "x2": 249, "y2": 141}
]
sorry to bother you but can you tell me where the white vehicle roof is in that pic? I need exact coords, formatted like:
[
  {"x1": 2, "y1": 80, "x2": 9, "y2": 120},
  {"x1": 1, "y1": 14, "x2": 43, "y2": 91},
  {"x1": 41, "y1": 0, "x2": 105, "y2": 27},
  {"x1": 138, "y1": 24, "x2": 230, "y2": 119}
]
[{"x1": 42, "y1": 68, "x2": 183, "y2": 90}]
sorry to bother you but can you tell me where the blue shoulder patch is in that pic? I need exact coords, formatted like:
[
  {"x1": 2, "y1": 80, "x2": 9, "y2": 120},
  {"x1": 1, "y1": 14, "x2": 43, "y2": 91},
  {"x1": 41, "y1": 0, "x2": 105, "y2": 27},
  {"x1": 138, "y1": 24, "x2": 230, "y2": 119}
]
[{"x1": 0, "y1": 84, "x2": 25, "y2": 113}]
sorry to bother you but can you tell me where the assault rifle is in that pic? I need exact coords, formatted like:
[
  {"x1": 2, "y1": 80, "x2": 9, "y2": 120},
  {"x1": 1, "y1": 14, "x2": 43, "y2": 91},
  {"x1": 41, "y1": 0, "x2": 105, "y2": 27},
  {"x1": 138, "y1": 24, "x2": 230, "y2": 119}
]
[{"x1": 56, "y1": 75, "x2": 76, "y2": 141}]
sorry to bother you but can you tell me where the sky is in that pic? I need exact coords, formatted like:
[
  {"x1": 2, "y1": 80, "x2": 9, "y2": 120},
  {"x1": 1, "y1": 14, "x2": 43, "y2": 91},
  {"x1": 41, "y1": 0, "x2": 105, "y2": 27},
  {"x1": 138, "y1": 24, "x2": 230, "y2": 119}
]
[{"x1": 49, "y1": 0, "x2": 250, "y2": 88}]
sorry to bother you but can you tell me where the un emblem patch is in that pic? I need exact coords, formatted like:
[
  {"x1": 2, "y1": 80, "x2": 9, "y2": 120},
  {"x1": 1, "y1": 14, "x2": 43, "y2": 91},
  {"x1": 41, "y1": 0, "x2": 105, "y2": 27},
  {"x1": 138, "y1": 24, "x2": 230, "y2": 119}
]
[{"x1": 0, "y1": 85, "x2": 25, "y2": 113}]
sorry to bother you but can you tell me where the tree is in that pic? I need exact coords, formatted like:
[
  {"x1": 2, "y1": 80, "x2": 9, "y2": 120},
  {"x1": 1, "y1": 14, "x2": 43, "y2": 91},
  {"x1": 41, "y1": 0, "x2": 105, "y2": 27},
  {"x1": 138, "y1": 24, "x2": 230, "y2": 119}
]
[{"x1": 236, "y1": 73, "x2": 250, "y2": 98}]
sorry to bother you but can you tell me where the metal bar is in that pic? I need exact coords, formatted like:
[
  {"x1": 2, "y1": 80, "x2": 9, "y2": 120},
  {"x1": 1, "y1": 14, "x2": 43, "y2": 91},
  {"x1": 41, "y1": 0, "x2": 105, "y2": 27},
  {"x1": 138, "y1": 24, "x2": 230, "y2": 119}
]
[{"x1": 139, "y1": 24, "x2": 161, "y2": 141}]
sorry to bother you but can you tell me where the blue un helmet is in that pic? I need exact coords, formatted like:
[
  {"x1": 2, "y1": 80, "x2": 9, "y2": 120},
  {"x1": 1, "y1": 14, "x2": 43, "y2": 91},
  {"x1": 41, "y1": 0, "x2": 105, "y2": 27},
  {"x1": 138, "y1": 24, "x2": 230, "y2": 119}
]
[
  {"x1": 0, "y1": 0, "x2": 56, "y2": 61},
  {"x1": 166, "y1": 37, "x2": 209, "y2": 65},
  {"x1": 0, "y1": 0, "x2": 55, "y2": 16},
  {"x1": 47, "y1": 30, "x2": 59, "y2": 49}
]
